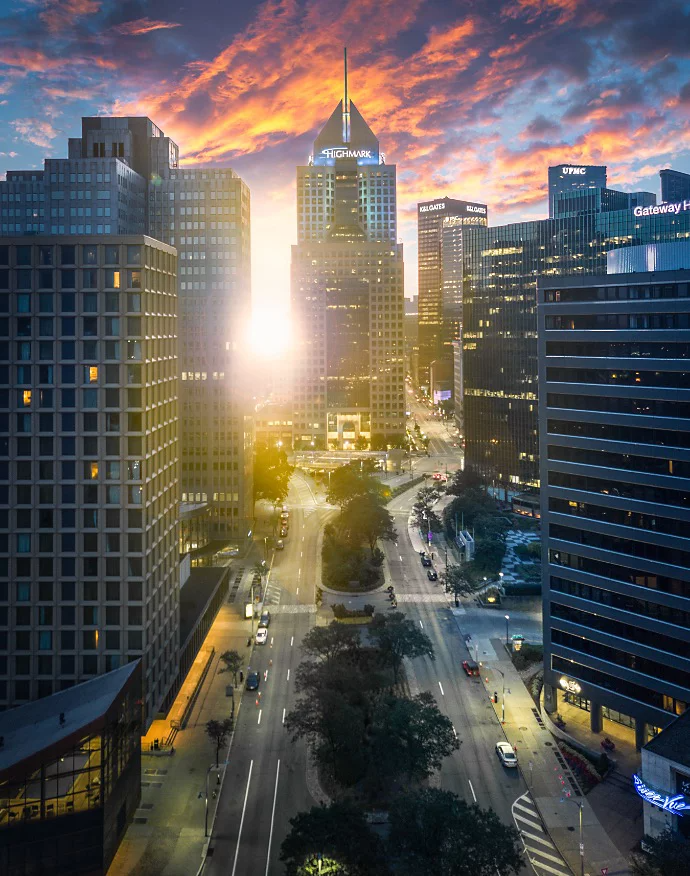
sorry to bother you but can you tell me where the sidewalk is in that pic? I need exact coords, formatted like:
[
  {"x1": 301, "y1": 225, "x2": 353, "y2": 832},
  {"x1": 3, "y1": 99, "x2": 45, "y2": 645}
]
[
  {"x1": 109, "y1": 571, "x2": 256, "y2": 876},
  {"x1": 473, "y1": 638, "x2": 631, "y2": 876}
]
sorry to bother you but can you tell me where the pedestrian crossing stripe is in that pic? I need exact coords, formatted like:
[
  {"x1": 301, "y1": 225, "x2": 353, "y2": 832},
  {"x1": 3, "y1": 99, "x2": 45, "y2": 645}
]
[{"x1": 511, "y1": 792, "x2": 570, "y2": 876}]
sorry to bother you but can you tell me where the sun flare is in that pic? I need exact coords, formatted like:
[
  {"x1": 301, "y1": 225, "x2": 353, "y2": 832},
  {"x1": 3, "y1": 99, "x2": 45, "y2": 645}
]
[{"x1": 248, "y1": 305, "x2": 292, "y2": 360}]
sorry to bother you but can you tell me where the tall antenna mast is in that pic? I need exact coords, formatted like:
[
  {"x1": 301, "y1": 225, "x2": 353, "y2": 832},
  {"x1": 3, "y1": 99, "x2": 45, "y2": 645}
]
[{"x1": 342, "y1": 47, "x2": 351, "y2": 143}]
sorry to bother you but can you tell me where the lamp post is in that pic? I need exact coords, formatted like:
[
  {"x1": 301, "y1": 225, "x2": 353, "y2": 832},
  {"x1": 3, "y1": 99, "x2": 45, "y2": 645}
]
[
  {"x1": 205, "y1": 764, "x2": 220, "y2": 837},
  {"x1": 505, "y1": 614, "x2": 510, "y2": 647},
  {"x1": 496, "y1": 667, "x2": 506, "y2": 723}
]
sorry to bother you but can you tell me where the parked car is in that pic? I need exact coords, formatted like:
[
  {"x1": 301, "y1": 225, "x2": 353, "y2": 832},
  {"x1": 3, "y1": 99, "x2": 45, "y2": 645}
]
[
  {"x1": 259, "y1": 611, "x2": 271, "y2": 628},
  {"x1": 462, "y1": 660, "x2": 479, "y2": 676},
  {"x1": 276, "y1": 539, "x2": 284, "y2": 550},
  {"x1": 427, "y1": 569, "x2": 438, "y2": 581},
  {"x1": 246, "y1": 672, "x2": 260, "y2": 691},
  {"x1": 496, "y1": 741, "x2": 518, "y2": 767},
  {"x1": 280, "y1": 527, "x2": 288, "y2": 537},
  {"x1": 421, "y1": 556, "x2": 432, "y2": 567},
  {"x1": 255, "y1": 628, "x2": 268, "y2": 645}
]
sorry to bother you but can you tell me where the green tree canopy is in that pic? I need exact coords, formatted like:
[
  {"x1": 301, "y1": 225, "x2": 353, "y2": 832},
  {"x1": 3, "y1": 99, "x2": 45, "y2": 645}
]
[
  {"x1": 369, "y1": 691, "x2": 459, "y2": 785},
  {"x1": 631, "y1": 830, "x2": 690, "y2": 876},
  {"x1": 300, "y1": 621, "x2": 361, "y2": 664},
  {"x1": 326, "y1": 462, "x2": 382, "y2": 508},
  {"x1": 219, "y1": 649, "x2": 242, "y2": 684},
  {"x1": 388, "y1": 787, "x2": 523, "y2": 876},
  {"x1": 253, "y1": 441, "x2": 294, "y2": 502},
  {"x1": 280, "y1": 801, "x2": 390, "y2": 876},
  {"x1": 441, "y1": 564, "x2": 473, "y2": 599},
  {"x1": 205, "y1": 717, "x2": 234, "y2": 767},
  {"x1": 368, "y1": 611, "x2": 435, "y2": 683},
  {"x1": 338, "y1": 493, "x2": 397, "y2": 556}
]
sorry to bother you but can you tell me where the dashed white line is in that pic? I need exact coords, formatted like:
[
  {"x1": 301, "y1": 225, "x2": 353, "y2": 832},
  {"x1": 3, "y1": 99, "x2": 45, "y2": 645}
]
[
  {"x1": 286, "y1": 669, "x2": 290, "y2": 682},
  {"x1": 419, "y1": 620, "x2": 424, "y2": 629},
  {"x1": 452, "y1": 725, "x2": 457, "y2": 739},
  {"x1": 300, "y1": 551, "x2": 303, "y2": 558},
  {"x1": 270, "y1": 637, "x2": 274, "y2": 647},
  {"x1": 264, "y1": 760, "x2": 280, "y2": 876},
  {"x1": 399, "y1": 555, "x2": 403, "y2": 561},
  {"x1": 438, "y1": 681, "x2": 445, "y2": 696},
  {"x1": 282, "y1": 708, "x2": 286, "y2": 724},
  {"x1": 290, "y1": 636, "x2": 294, "y2": 647},
  {"x1": 468, "y1": 780, "x2": 477, "y2": 803},
  {"x1": 230, "y1": 761, "x2": 254, "y2": 876},
  {"x1": 296, "y1": 587, "x2": 299, "y2": 596},
  {"x1": 257, "y1": 710, "x2": 262, "y2": 725},
  {"x1": 298, "y1": 568, "x2": 301, "y2": 576}
]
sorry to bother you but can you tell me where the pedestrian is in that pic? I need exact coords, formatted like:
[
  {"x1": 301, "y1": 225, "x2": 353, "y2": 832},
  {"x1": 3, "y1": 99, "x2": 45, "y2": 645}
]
[{"x1": 239, "y1": 670, "x2": 244, "y2": 683}]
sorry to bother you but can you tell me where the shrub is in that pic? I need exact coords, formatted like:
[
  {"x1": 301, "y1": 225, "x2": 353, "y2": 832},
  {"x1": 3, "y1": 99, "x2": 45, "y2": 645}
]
[{"x1": 332, "y1": 603, "x2": 375, "y2": 619}]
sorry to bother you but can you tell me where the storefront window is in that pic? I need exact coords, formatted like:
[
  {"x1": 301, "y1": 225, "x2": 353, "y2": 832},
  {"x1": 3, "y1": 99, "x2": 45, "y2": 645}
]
[
  {"x1": 564, "y1": 692, "x2": 590, "y2": 711},
  {"x1": 602, "y1": 706, "x2": 636, "y2": 729}
]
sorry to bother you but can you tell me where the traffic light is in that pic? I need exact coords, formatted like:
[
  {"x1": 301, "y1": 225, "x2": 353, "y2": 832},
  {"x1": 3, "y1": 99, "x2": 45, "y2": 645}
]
[{"x1": 493, "y1": 691, "x2": 499, "y2": 704}]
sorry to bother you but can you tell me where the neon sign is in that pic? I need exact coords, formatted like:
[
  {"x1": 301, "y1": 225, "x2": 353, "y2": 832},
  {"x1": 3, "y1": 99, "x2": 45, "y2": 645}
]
[
  {"x1": 320, "y1": 148, "x2": 373, "y2": 159},
  {"x1": 633, "y1": 199, "x2": 690, "y2": 218},
  {"x1": 466, "y1": 205, "x2": 486, "y2": 214},
  {"x1": 420, "y1": 203, "x2": 446, "y2": 213},
  {"x1": 559, "y1": 677, "x2": 581, "y2": 694},
  {"x1": 633, "y1": 775, "x2": 690, "y2": 816},
  {"x1": 561, "y1": 166, "x2": 586, "y2": 175}
]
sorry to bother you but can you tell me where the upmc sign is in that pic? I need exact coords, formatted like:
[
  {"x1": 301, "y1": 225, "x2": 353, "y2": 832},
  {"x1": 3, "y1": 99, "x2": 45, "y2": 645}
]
[{"x1": 561, "y1": 166, "x2": 587, "y2": 175}]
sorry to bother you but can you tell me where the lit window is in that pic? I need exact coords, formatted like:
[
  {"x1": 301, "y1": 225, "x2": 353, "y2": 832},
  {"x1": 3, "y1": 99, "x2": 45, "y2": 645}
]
[
  {"x1": 90, "y1": 462, "x2": 99, "y2": 480},
  {"x1": 89, "y1": 366, "x2": 98, "y2": 383},
  {"x1": 22, "y1": 390, "x2": 31, "y2": 407}
]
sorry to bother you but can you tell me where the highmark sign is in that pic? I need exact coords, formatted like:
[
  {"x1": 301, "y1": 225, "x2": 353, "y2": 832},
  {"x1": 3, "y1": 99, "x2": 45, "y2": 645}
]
[
  {"x1": 633, "y1": 775, "x2": 690, "y2": 816},
  {"x1": 320, "y1": 148, "x2": 373, "y2": 159},
  {"x1": 633, "y1": 199, "x2": 690, "y2": 218}
]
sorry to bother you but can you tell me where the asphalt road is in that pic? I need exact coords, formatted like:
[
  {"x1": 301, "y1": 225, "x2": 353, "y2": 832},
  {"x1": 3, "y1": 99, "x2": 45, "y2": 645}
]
[{"x1": 206, "y1": 397, "x2": 540, "y2": 875}]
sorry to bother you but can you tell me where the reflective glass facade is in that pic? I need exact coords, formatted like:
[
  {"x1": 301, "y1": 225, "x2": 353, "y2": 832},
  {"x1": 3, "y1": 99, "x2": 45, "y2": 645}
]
[
  {"x1": 463, "y1": 206, "x2": 690, "y2": 488},
  {"x1": 539, "y1": 271, "x2": 690, "y2": 747}
]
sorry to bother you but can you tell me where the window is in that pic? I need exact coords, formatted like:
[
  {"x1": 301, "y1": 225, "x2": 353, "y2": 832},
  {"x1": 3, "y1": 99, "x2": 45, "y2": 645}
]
[
  {"x1": 60, "y1": 245, "x2": 75, "y2": 265},
  {"x1": 105, "y1": 269, "x2": 121, "y2": 289},
  {"x1": 17, "y1": 533, "x2": 30, "y2": 553},
  {"x1": 60, "y1": 269, "x2": 76, "y2": 289},
  {"x1": 104, "y1": 245, "x2": 119, "y2": 264},
  {"x1": 83, "y1": 245, "x2": 98, "y2": 265},
  {"x1": 127, "y1": 270, "x2": 141, "y2": 289}
]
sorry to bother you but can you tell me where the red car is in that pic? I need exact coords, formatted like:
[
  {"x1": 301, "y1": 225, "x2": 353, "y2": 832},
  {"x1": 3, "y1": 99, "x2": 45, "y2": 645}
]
[{"x1": 462, "y1": 660, "x2": 479, "y2": 676}]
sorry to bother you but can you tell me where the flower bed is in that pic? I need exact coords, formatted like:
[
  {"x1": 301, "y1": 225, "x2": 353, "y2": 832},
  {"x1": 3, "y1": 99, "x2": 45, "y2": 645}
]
[{"x1": 556, "y1": 740, "x2": 604, "y2": 793}]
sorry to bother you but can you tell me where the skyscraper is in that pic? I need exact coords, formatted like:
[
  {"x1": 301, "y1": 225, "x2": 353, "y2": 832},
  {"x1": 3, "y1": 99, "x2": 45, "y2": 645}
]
[
  {"x1": 462, "y1": 169, "x2": 690, "y2": 491},
  {"x1": 417, "y1": 198, "x2": 487, "y2": 391},
  {"x1": 660, "y1": 168, "x2": 690, "y2": 203},
  {"x1": 0, "y1": 237, "x2": 179, "y2": 724},
  {"x1": 291, "y1": 54, "x2": 405, "y2": 450},
  {"x1": 539, "y1": 267, "x2": 690, "y2": 747},
  {"x1": 547, "y1": 164, "x2": 607, "y2": 218}
]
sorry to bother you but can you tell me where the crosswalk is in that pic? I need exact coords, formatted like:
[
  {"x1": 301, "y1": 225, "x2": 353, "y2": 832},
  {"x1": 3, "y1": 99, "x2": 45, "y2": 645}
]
[
  {"x1": 512, "y1": 792, "x2": 571, "y2": 876},
  {"x1": 263, "y1": 582, "x2": 282, "y2": 606},
  {"x1": 396, "y1": 593, "x2": 459, "y2": 605}
]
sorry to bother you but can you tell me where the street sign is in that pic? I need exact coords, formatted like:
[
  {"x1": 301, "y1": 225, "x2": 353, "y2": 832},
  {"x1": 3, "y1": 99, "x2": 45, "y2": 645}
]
[{"x1": 601, "y1": 869, "x2": 608, "y2": 876}]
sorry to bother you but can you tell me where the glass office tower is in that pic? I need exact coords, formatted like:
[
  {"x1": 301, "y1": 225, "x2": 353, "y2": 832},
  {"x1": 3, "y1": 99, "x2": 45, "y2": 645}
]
[
  {"x1": 539, "y1": 269, "x2": 690, "y2": 748},
  {"x1": 462, "y1": 197, "x2": 690, "y2": 490},
  {"x1": 292, "y1": 65, "x2": 405, "y2": 450}
]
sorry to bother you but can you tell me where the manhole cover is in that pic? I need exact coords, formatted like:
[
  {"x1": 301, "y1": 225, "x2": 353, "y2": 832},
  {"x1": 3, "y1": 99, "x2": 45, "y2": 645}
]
[
  {"x1": 544, "y1": 741, "x2": 553, "y2": 746},
  {"x1": 567, "y1": 826, "x2": 575, "y2": 832},
  {"x1": 520, "y1": 726, "x2": 528, "y2": 731}
]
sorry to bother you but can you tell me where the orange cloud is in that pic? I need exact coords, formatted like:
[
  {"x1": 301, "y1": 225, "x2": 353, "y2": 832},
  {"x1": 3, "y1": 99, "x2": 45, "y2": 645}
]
[
  {"x1": 40, "y1": 0, "x2": 101, "y2": 34},
  {"x1": 114, "y1": 19, "x2": 182, "y2": 36}
]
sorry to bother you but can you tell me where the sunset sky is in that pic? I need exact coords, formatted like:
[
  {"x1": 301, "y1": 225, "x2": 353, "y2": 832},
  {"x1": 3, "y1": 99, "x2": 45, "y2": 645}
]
[{"x1": 2, "y1": 0, "x2": 690, "y2": 311}]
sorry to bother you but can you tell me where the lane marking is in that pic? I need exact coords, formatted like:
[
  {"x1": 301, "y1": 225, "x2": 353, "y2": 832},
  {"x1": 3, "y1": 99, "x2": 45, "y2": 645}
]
[
  {"x1": 419, "y1": 620, "x2": 424, "y2": 629},
  {"x1": 519, "y1": 830, "x2": 553, "y2": 847},
  {"x1": 300, "y1": 551, "x2": 303, "y2": 558},
  {"x1": 270, "y1": 637, "x2": 274, "y2": 647},
  {"x1": 264, "y1": 760, "x2": 281, "y2": 876},
  {"x1": 290, "y1": 636, "x2": 294, "y2": 647},
  {"x1": 296, "y1": 587, "x2": 299, "y2": 596},
  {"x1": 399, "y1": 555, "x2": 403, "y2": 562},
  {"x1": 438, "y1": 681, "x2": 445, "y2": 696},
  {"x1": 468, "y1": 780, "x2": 477, "y2": 803},
  {"x1": 258, "y1": 709, "x2": 262, "y2": 725},
  {"x1": 452, "y1": 725, "x2": 457, "y2": 739},
  {"x1": 298, "y1": 568, "x2": 301, "y2": 576},
  {"x1": 282, "y1": 708, "x2": 286, "y2": 724},
  {"x1": 286, "y1": 669, "x2": 290, "y2": 682},
  {"x1": 230, "y1": 760, "x2": 253, "y2": 876}
]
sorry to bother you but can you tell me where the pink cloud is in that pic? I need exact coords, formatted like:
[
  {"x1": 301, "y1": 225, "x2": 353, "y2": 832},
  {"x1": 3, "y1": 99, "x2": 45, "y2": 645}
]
[
  {"x1": 11, "y1": 118, "x2": 59, "y2": 149},
  {"x1": 114, "y1": 18, "x2": 182, "y2": 36}
]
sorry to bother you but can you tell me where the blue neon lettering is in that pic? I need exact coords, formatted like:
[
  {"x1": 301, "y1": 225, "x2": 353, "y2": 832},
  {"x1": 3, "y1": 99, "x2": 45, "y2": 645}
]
[{"x1": 633, "y1": 775, "x2": 690, "y2": 816}]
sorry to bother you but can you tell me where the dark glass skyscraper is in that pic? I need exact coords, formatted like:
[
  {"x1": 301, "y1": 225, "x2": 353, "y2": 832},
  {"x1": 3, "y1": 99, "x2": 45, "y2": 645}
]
[
  {"x1": 548, "y1": 164, "x2": 607, "y2": 218},
  {"x1": 291, "y1": 59, "x2": 404, "y2": 450},
  {"x1": 539, "y1": 269, "x2": 690, "y2": 747},
  {"x1": 463, "y1": 186, "x2": 690, "y2": 490}
]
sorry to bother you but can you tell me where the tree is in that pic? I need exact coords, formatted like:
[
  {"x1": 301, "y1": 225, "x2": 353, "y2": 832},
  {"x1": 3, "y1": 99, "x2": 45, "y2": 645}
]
[
  {"x1": 326, "y1": 463, "x2": 381, "y2": 508},
  {"x1": 412, "y1": 485, "x2": 443, "y2": 533},
  {"x1": 631, "y1": 830, "x2": 690, "y2": 876},
  {"x1": 369, "y1": 611, "x2": 435, "y2": 683},
  {"x1": 253, "y1": 441, "x2": 294, "y2": 502},
  {"x1": 219, "y1": 649, "x2": 242, "y2": 684},
  {"x1": 339, "y1": 493, "x2": 397, "y2": 556},
  {"x1": 388, "y1": 787, "x2": 523, "y2": 876},
  {"x1": 300, "y1": 621, "x2": 361, "y2": 664},
  {"x1": 280, "y1": 801, "x2": 390, "y2": 876},
  {"x1": 369, "y1": 692, "x2": 459, "y2": 786},
  {"x1": 441, "y1": 564, "x2": 473, "y2": 601},
  {"x1": 205, "y1": 717, "x2": 234, "y2": 766}
]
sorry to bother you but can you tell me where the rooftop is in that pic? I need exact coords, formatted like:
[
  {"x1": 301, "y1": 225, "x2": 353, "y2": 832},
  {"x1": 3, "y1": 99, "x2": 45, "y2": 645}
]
[
  {"x1": 0, "y1": 662, "x2": 139, "y2": 775},
  {"x1": 644, "y1": 708, "x2": 690, "y2": 770}
]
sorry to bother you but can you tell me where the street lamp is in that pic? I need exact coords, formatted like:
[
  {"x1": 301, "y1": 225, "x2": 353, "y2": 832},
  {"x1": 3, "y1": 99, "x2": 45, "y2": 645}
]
[
  {"x1": 205, "y1": 764, "x2": 221, "y2": 837},
  {"x1": 495, "y1": 667, "x2": 506, "y2": 723},
  {"x1": 505, "y1": 614, "x2": 510, "y2": 647}
]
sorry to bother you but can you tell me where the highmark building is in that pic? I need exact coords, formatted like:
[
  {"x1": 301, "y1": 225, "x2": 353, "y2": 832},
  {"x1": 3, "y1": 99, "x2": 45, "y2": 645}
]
[
  {"x1": 462, "y1": 170, "x2": 690, "y2": 491},
  {"x1": 291, "y1": 63, "x2": 405, "y2": 451}
]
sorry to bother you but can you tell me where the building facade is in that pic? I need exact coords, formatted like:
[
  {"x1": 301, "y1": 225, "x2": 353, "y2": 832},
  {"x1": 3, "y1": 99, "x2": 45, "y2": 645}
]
[
  {"x1": 539, "y1": 270, "x2": 690, "y2": 748},
  {"x1": 660, "y1": 168, "x2": 690, "y2": 204},
  {"x1": 0, "y1": 117, "x2": 253, "y2": 548},
  {"x1": 462, "y1": 186, "x2": 690, "y2": 490},
  {"x1": 291, "y1": 73, "x2": 405, "y2": 450},
  {"x1": 0, "y1": 237, "x2": 179, "y2": 724},
  {"x1": 548, "y1": 164, "x2": 607, "y2": 218},
  {"x1": 417, "y1": 198, "x2": 487, "y2": 391}
]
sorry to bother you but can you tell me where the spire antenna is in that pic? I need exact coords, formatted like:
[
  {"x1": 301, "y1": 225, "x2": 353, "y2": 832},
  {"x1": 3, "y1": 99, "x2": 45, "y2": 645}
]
[{"x1": 342, "y1": 47, "x2": 351, "y2": 143}]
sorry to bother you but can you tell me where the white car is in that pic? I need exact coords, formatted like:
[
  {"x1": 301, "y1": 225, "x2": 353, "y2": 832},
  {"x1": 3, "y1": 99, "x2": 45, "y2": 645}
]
[
  {"x1": 255, "y1": 628, "x2": 268, "y2": 645},
  {"x1": 496, "y1": 741, "x2": 518, "y2": 767},
  {"x1": 276, "y1": 539, "x2": 285, "y2": 550}
]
